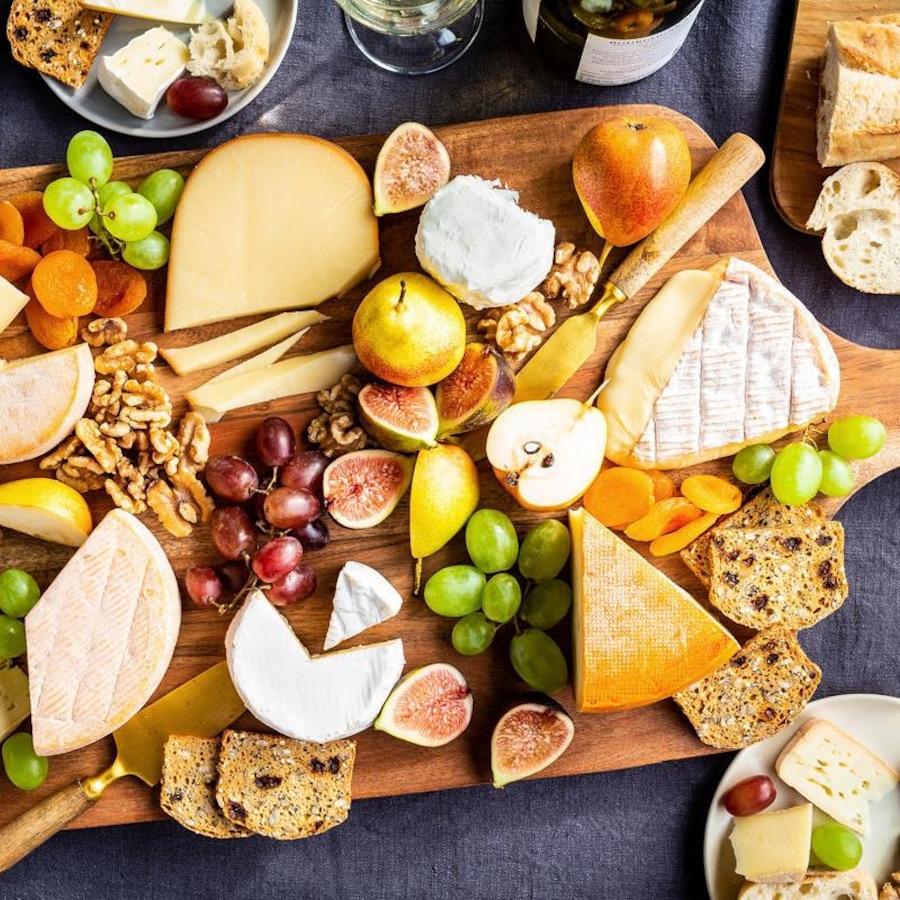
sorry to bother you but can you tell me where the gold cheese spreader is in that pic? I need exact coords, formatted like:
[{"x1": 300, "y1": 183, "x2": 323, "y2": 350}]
[
  {"x1": 512, "y1": 132, "x2": 765, "y2": 403},
  {"x1": 0, "y1": 661, "x2": 244, "y2": 873}
]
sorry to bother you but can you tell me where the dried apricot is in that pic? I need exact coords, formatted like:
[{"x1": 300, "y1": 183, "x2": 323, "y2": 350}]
[
  {"x1": 649, "y1": 512, "x2": 719, "y2": 557},
  {"x1": 0, "y1": 201, "x2": 25, "y2": 245},
  {"x1": 624, "y1": 497, "x2": 703, "y2": 542},
  {"x1": 31, "y1": 249, "x2": 98, "y2": 317},
  {"x1": 680, "y1": 474, "x2": 743, "y2": 515},
  {"x1": 646, "y1": 469, "x2": 676, "y2": 501},
  {"x1": 90, "y1": 259, "x2": 148, "y2": 317},
  {"x1": 0, "y1": 239, "x2": 42, "y2": 282},
  {"x1": 9, "y1": 191, "x2": 58, "y2": 248},
  {"x1": 583, "y1": 466, "x2": 656, "y2": 529},
  {"x1": 42, "y1": 225, "x2": 91, "y2": 257},
  {"x1": 24, "y1": 294, "x2": 79, "y2": 350}
]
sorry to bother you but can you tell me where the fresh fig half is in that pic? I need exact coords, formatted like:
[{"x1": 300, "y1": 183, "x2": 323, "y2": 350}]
[
  {"x1": 435, "y1": 343, "x2": 515, "y2": 437},
  {"x1": 322, "y1": 449, "x2": 413, "y2": 529},
  {"x1": 490, "y1": 698, "x2": 575, "y2": 788},
  {"x1": 373, "y1": 122, "x2": 451, "y2": 216},
  {"x1": 374, "y1": 662, "x2": 473, "y2": 747},
  {"x1": 357, "y1": 381, "x2": 439, "y2": 453}
]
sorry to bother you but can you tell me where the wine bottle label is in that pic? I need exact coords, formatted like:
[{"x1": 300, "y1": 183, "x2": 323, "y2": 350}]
[{"x1": 575, "y1": 2, "x2": 704, "y2": 85}]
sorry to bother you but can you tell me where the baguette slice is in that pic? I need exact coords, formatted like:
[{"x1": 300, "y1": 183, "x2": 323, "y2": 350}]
[
  {"x1": 821, "y1": 207, "x2": 900, "y2": 294},
  {"x1": 738, "y1": 870, "x2": 877, "y2": 900},
  {"x1": 775, "y1": 718, "x2": 899, "y2": 835},
  {"x1": 806, "y1": 162, "x2": 900, "y2": 231}
]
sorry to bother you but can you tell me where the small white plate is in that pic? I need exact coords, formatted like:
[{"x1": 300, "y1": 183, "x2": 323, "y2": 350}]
[
  {"x1": 41, "y1": 0, "x2": 297, "y2": 138},
  {"x1": 704, "y1": 693, "x2": 900, "y2": 900}
]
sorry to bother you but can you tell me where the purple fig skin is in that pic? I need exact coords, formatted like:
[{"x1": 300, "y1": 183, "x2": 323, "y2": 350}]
[{"x1": 436, "y1": 343, "x2": 515, "y2": 437}]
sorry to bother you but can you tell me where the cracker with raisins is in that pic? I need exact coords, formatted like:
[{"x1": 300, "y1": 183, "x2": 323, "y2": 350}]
[{"x1": 707, "y1": 520, "x2": 847, "y2": 630}]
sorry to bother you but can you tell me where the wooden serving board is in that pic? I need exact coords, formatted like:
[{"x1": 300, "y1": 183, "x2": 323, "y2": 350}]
[
  {"x1": 0, "y1": 106, "x2": 897, "y2": 833},
  {"x1": 771, "y1": 0, "x2": 900, "y2": 231}
]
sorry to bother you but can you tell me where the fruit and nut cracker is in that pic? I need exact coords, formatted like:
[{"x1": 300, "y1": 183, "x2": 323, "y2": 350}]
[{"x1": 7, "y1": 0, "x2": 113, "y2": 89}]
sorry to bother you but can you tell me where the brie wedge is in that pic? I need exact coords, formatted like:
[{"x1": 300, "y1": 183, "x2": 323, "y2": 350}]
[
  {"x1": 323, "y1": 561, "x2": 403, "y2": 651},
  {"x1": 226, "y1": 591, "x2": 405, "y2": 743}
]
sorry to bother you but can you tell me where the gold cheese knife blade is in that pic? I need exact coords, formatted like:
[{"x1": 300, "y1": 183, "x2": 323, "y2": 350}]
[
  {"x1": 512, "y1": 132, "x2": 765, "y2": 404},
  {"x1": 0, "y1": 661, "x2": 244, "y2": 873}
]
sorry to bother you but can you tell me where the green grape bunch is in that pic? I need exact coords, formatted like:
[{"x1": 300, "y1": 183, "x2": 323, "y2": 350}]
[{"x1": 42, "y1": 130, "x2": 183, "y2": 272}]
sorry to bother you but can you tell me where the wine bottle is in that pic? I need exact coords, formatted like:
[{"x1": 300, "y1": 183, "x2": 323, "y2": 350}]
[{"x1": 522, "y1": 0, "x2": 706, "y2": 85}]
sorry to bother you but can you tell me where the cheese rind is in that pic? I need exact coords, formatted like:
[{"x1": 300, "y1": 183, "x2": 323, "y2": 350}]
[
  {"x1": 324, "y1": 561, "x2": 403, "y2": 651},
  {"x1": 79, "y1": 0, "x2": 208, "y2": 23},
  {"x1": 0, "y1": 274, "x2": 28, "y2": 334},
  {"x1": 25, "y1": 509, "x2": 181, "y2": 756},
  {"x1": 730, "y1": 804, "x2": 812, "y2": 883}
]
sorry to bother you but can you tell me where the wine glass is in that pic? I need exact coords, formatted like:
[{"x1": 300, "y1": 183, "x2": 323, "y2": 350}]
[{"x1": 334, "y1": 0, "x2": 484, "y2": 75}]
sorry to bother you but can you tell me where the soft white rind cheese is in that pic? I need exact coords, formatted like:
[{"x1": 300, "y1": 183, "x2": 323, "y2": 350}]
[
  {"x1": 0, "y1": 275, "x2": 28, "y2": 335},
  {"x1": 226, "y1": 591, "x2": 405, "y2": 743},
  {"x1": 80, "y1": 0, "x2": 208, "y2": 23},
  {"x1": 97, "y1": 26, "x2": 189, "y2": 120},
  {"x1": 415, "y1": 175, "x2": 555, "y2": 310},
  {"x1": 323, "y1": 561, "x2": 403, "y2": 651}
]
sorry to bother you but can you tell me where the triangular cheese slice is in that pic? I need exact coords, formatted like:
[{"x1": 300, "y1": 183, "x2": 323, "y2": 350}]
[
  {"x1": 324, "y1": 561, "x2": 403, "y2": 651},
  {"x1": 569, "y1": 508, "x2": 739, "y2": 713},
  {"x1": 599, "y1": 257, "x2": 841, "y2": 469}
]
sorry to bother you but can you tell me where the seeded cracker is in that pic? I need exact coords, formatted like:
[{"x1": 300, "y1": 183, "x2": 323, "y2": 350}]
[
  {"x1": 7, "y1": 0, "x2": 113, "y2": 90},
  {"x1": 216, "y1": 730, "x2": 355, "y2": 840},
  {"x1": 673, "y1": 627, "x2": 821, "y2": 750}
]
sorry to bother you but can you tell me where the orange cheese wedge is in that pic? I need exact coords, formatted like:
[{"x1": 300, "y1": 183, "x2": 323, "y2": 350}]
[{"x1": 569, "y1": 507, "x2": 739, "y2": 713}]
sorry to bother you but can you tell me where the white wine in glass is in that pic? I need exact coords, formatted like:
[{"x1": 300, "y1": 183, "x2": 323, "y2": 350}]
[{"x1": 335, "y1": 0, "x2": 484, "y2": 74}]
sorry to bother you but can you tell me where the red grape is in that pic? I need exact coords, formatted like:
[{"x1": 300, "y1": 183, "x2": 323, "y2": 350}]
[
  {"x1": 257, "y1": 417, "x2": 296, "y2": 468},
  {"x1": 166, "y1": 76, "x2": 228, "y2": 120},
  {"x1": 281, "y1": 451, "x2": 329, "y2": 496},
  {"x1": 292, "y1": 518, "x2": 330, "y2": 551},
  {"x1": 263, "y1": 486, "x2": 321, "y2": 529},
  {"x1": 211, "y1": 506, "x2": 257, "y2": 560},
  {"x1": 252, "y1": 536, "x2": 303, "y2": 583},
  {"x1": 722, "y1": 775, "x2": 777, "y2": 816},
  {"x1": 267, "y1": 564, "x2": 317, "y2": 606},
  {"x1": 218, "y1": 561, "x2": 249, "y2": 594},
  {"x1": 206, "y1": 455, "x2": 259, "y2": 502},
  {"x1": 185, "y1": 566, "x2": 223, "y2": 608}
]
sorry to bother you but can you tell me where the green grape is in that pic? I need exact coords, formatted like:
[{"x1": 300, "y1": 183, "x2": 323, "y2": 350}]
[
  {"x1": 42, "y1": 177, "x2": 96, "y2": 230},
  {"x1": 137, "y1": 169, "x2": 184, "y2": 225},
  {"x1": 818, "y1": 450, "x2": 854, "y2": 497},
  {"x1": 105, "y1": 192, "x2": 157, "y2": 242},
  {"x1": 769, "y1": 442, "x2": 823, "y2": 506},
  {"x1": 811, "y1": 822, "x2": 862, "y2": 870},
  {"x1": 509, "y1": 628, "x2": 568, "y2": 693},
  {"x1": 123, "y1": 231, "x2": 170, "y2": 270},
  {"x1": 2, "y1": 733, "x2": 49, "y2": 791},
  {"x1": 66, "y1": 130, "x2": 113, "y2": 188},
  {"x1": 517, "y1": 519, "x2": 571, "y2": 583},
  {"x1": 0, "y1": 569, "x2": 40, "y2": 618},
  {"x1": 520, "y1": 579, "x2": 572, "y2": 630},
  {"x1": 0, "y1": 615, "x2": 26, "y2": 660},
  {"x1": 732, "y1": 444, "x2": 776, "y2": 485},
  {"x1": 91, "y1": 181, "x2": 133, "y2": 234},
  {"x1": 465, "y1": 508, "x2": 518, "y2": 573},
  {"x1": 828, "y1": 415, "x2": 886, "y2": 460},
  {"x1": 481, "y1": 573, "x2": 521, "y2": 624},
  {"x1": 451, "y1": 611, "x2": 496, "y2": 656},
  {"x1": 423, "y1": 565, "x2": 485, "y2": 617}
]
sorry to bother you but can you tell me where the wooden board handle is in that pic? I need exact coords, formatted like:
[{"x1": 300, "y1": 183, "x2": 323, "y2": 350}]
[
  {"x1": 611, "y1": 133, "x2": 766, "y2": 300},
  {"x1": 0, "y1": 781, "x2": 96, "y2": 873}
]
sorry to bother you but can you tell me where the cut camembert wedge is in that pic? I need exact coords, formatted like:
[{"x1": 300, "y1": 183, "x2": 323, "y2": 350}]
[
  {"x1": 25, "y1": 509, "x2": 181, "y2": 756},
  {"x1": 569, "y1": 507, "x2": 739, "y2": 713},
  {"x1": 598, "y1": 257, "x2": 841, "y2": 470}
]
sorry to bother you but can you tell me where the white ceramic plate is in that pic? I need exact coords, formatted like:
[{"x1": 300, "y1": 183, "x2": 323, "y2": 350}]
[
  {"x1": 40, "y1": 0, "x2": 297, "y2": 138},
  {"x1": 704, "y1": 693, "x2": 900, "y2": 900}
]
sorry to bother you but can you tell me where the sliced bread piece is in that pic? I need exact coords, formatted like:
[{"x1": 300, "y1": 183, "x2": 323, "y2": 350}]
[
  {"x1": 216, "y1": 729, "x2": 355, "y2": 840},
  {"x1": 673, "y1": 627, "x2": 821, "y2": 750},
  {"x1": 806, "y1": 162, "x2": 900, "y2": 231},
  {"x1": 775, "y1": 718, "x2": 899, "y2": 835},
  {"x1": 738, "y1": 869, "x2": 878, "y2": 900},
  {"x1": 160, "y1": 735, "x2": 251, "y2": 839},
  {"x1": 880, "y1": 873, "x2": 900, "y2": 900},
  {"x1": 820, "y1": 206, "x2": 900, "y2": 294},
  {"x1": 707, "y1": 520, "x2": 848, "y2": 630}
]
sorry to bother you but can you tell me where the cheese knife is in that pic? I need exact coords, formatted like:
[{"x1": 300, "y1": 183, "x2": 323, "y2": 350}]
[
  {"x1": 0, "y1": 661, "x2": 244, "y2": 873},
  {"x1": 512, "y1": 132, "x2": 766, "y2": 403}
]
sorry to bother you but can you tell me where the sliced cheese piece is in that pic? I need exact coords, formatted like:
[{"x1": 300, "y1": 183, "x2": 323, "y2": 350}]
[
  {"x1": 0, "y1": 665, "x2": 30, "y2": 743},
  {"x1": 226, "y1": 590, "x2": 405, "y2": 743},
  {"x1": 159, "y1": 311, "x2": 327, "y2": 375},
  {"x1": 598, "y1": 257, "x2": 841, "y2": 469},
  {"x1": 79, "y1": 0, "x2": 208, "y2": 23},
  {"x1": 730, "y1": 803, "x2": 812, "y2": 883},
  {"x1": 323, "y1": 561, "x2": 403, "y2": 651},
  {"x1": 166, "y1": 134, "x2": 380, "y2": 332},
  {"x1": 775, "y1": 718, "x2": 899, "y2": 835},
  {"x1": 25, "y1": 509, "x2": 181, "y2": 756},
  {"x1": 185, "y1": 344, "x2": 356, "y2": 423},
  {"x1": 204, "y1": 327, "x2": 309, "y2": 386},
  {"x1": 0, "y1": 343, "x2": 94, "y2": 465},
  {"x1": 569, "y1": 507, "x2": 738, "y2": 713},
  {"x1": 0, "y1": 274, "x2": 28, "y2": 335}
]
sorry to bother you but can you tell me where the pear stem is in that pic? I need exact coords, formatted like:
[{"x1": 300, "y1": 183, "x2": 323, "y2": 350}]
[
  {"x1": 414, "y1": 557, "x2": 423, "y2": 595},
  {"x1": 584, "y1": 379, "x2": 609, "y2": 408},
  {"x1": 597, "y1": 240, "x2": 614, "y2": 273},
  {"x1": 397, "y1": 280, "x2": 407, "y2": 307}
]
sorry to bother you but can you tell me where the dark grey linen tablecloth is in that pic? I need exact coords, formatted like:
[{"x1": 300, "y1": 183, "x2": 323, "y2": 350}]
[{"x1": 0, "y1": 1, "x2": 898, "y2": 897}]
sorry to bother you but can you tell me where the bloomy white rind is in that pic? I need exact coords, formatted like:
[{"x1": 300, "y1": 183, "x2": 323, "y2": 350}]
[{"x1": 323, "y1": 561, "x2": 403, "y2": 651}]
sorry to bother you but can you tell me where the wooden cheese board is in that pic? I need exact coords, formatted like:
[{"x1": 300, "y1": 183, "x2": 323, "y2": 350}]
[
  {"x1": 771, "y1": 0, "x2": 900, "y2": 232},
  {"x1": 0, "y1": 105, "x2": 897, "y2": 833}
]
